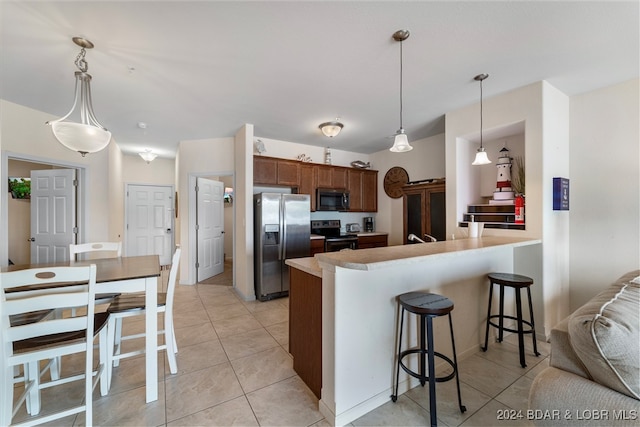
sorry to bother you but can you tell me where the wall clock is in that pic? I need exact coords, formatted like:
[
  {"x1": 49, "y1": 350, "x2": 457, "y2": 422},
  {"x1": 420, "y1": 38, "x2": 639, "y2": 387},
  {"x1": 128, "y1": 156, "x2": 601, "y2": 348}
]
[{"x1": 383, "y1": 166, "x2": 409, "y2": 199}]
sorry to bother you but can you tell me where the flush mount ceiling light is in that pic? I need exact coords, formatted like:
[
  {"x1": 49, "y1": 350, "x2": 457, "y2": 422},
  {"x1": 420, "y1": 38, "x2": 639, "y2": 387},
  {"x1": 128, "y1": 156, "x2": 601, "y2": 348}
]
[
  {"x1": 472, "y1": 73, "x2": 492, "y2": 165},
  {"x1": 389, "y1": 30, "x2": 413, "y2": 153},
  {"x1": 319, "y1": 120, "x2": 344, "y2": 138},
  {"x1": 139, "y1": 149, "x2": 157, "y2": 164},
  {"x1": 46, "y1": 37, "x2": 111, "y2": 157}
]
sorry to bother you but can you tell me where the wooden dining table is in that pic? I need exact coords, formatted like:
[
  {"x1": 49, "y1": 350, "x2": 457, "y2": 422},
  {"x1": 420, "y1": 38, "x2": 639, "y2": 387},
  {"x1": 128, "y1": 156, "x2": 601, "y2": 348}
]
[{"x1": 2, "y1": 255, "x2": 162, "y2": 403}]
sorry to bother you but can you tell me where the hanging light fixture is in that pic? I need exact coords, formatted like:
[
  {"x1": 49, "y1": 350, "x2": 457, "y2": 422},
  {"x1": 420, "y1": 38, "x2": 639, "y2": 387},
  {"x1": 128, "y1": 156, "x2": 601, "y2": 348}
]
[
  {"x1": 139, "y1": 149, "x2": 158, "y2": 164},
  {"x1": 319, "y1": 119, "x2": 344, "y2": 138},
  {"x1": 472, "y1": 73, "x2": 491, "y2": 165},
  {"x1": 46, "y1": 37, "x2": 111, "y2": 156},
  {"x1": 390, "y1": 30, "x2": 413, "y2": 153}
]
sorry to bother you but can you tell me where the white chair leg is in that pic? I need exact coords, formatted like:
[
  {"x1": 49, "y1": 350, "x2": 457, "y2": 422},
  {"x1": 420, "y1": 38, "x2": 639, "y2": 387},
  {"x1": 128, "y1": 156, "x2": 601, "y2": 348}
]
[
  {"x1": 26, "y1": 361, "x2": 41, "y2": 415},
  {"x1": 165, "y1": 313, "x2": 178, "y2": 374},
  {"x1": 50, "y1": 356, "x2": 61, "y2": 381},
  {"x1": 99, "y1": 327, "x2": 109, "y2": 396},
  {"x1": 172, "y1": 324, "x2": 178, "y2": 354},
  {"x1": 106, "y1": 316, "x2": 116, "y2": 391},
  {"x1": 113, "y1": 317, "x2": 123, "y2": 368}
]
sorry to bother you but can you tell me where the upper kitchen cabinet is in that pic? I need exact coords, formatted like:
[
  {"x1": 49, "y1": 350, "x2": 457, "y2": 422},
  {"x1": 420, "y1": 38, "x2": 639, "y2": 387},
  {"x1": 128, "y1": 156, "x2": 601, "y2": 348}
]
[
  {"x1": 348, "y1": 169, "x2": 378, "y2": 212},
  {"x1": 299, "y1": 163, "x2": 316, "y2": 211},
  {"x1": 316, "y1": 165, "x2": 347, "y2": 189},
  {"x1": 254, "y1": 156, "x2": 299, "y2": 186}
]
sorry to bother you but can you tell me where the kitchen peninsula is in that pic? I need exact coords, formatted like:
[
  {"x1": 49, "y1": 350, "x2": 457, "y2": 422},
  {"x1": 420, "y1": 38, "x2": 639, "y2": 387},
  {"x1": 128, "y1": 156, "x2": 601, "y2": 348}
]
[{"x1": 286, "y1": 236, "x2": 541, "y2": 426}]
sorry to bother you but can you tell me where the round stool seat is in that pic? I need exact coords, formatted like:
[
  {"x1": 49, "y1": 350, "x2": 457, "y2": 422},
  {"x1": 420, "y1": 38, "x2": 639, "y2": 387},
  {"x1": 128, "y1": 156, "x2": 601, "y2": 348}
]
[
  {"x1": 487, "y1": 272, "x2": 533, "y2": 288},
  {"x1": 398, "y1": 292, "x2": 453, "y2": 316}
]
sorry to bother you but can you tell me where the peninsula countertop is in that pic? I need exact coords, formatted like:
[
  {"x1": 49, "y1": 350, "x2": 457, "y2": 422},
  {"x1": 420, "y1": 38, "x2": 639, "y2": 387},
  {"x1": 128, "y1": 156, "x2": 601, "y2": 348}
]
[{"x1": 314, "y1": 236, "x2": 540, "y2": 271}]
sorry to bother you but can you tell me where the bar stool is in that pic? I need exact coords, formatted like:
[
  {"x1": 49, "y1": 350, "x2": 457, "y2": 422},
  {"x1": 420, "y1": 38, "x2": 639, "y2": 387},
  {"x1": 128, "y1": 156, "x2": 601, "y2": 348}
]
[
  {"x1": 391, "y1": 292, "x2": 466, "y2": 427},
  {"x1": 482, "y1": 272, "x2": 540, "y2": 368}
]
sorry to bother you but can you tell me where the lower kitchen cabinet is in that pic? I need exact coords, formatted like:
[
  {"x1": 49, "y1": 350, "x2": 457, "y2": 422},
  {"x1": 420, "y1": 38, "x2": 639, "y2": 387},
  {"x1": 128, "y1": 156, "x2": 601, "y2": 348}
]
[
  {"x1": 289, "y1": 267, "x2": 322, "y2": 399},
  {"x1": 310, "y1": 238, "x2": 325, "y2": 255},
  {"x1": 357, "y1": 234, "x2": 388, "y2": 249}
]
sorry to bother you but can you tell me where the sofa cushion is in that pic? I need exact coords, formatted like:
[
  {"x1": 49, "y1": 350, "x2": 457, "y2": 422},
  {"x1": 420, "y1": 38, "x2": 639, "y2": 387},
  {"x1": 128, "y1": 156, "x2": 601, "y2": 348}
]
[{"x1": 568, "y1": 271, "x2": 640, "y2": 400}]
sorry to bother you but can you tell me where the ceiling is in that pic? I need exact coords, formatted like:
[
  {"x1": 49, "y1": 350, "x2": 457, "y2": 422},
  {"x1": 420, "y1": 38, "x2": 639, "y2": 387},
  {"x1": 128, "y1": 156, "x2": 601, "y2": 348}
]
[{"x1": 1, "y1": 1, "x2": 638, "y2": 158}]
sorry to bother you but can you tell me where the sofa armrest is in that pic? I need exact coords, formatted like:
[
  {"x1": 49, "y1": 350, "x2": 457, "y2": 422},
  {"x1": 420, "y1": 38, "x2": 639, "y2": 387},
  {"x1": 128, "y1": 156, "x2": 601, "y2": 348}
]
[
  {"x1": 529, "y1": 367, "x2": 639, "y2": 426},
  {"x1": 549, "y1": 318, "x2": 590, "y2": 379}
]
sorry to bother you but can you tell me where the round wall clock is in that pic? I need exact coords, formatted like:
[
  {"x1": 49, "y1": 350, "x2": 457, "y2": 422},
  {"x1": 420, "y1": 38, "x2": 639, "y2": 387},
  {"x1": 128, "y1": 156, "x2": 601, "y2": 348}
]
[{"x1": 383, "y1": 166, "x2": 409, "y2": 198}]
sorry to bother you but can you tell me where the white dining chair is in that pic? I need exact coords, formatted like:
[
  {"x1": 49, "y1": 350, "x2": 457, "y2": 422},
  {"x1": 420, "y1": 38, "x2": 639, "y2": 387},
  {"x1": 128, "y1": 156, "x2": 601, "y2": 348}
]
[
  {"x1": 1, "y1": 264, "x2": 109, "y2": 426},
  {"x1": 69, "y1": 241, "x2": 122, "y2": 260},
  {"x1": 106, "y1": 247, "x2": 181, "y2": 389}
]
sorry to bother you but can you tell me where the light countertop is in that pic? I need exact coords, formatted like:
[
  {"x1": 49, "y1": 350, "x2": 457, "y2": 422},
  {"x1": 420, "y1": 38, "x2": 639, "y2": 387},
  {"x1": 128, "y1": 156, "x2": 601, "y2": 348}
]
[
  {"x1": 286, "y1": 257, "x2": 322, "y2": 277},
  {"x1": 314, "y1": 236, "x2": 540, "y2": 271},
  {"x1": 354, "y1": 232, "x2": 388, "y2": 237},
  {"x1": 310, "y1": 234, "x2": 325, "y2": 240}
]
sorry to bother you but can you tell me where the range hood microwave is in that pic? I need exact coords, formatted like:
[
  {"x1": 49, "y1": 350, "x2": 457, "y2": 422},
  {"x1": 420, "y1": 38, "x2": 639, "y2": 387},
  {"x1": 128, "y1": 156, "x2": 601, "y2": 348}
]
[{"x1": 316, "y1": 188, "x2": 350, "y2": 211}]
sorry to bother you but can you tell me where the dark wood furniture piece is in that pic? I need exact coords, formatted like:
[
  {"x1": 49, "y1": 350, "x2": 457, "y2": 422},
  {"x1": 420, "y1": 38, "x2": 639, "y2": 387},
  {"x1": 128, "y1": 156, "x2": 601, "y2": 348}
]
[
  {"x1": 357, "y1": 234, "x2": 388, "y2": 249},
  {"x1": 253, "y1": 156, "x2": 378, "y2": 212},
  {"x1": 288, "y1": 267, "x2": 322, "y2": 398},
  {"x1": 310, "y1": 238, "x2": 325, "y2": 255},
  {"x1": 391, "y1": 292, "x2": 466, "y2": 426},
  {"x1": 402, "y1": 181, "x2": 446, "y2": 243},
  {"x1": 482, "y1": 272, "x2": 540, "y2": 368}
]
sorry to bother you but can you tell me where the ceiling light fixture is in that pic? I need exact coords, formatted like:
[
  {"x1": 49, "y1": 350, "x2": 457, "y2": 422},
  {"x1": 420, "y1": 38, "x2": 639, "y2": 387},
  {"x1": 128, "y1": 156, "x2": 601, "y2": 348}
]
[
  {"x1": 472, "y1": 73, "x2": 491, "y2": 165},
  {"x1": 319, "y1": 120, "x2": 344, "y2": 138},
  {"x1": 46, "y1": 37, "x2": 111, "y2": 157},
  {"x1": 390, "y1": 30, "x2": 413, "y2": 153},
  {"x1": 139, "y1": 149, "x2": 157, "y2": 164}
]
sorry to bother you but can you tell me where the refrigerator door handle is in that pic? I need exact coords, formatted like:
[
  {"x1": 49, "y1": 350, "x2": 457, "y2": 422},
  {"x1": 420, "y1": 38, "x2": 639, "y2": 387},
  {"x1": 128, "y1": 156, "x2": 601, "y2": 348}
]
[{"x1": 280, "y1": 199, "x2": 287, "y2": 260}]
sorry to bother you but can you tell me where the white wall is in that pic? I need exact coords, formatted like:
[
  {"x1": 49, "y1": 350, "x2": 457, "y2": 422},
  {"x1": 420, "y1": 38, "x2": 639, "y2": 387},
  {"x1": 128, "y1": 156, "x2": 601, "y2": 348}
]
[
  {"x1": 370, "y1": 133, "x2": 446, "y2": 246},
  {"x1": 569, "y1": 78, "x2": 640, "y2": 310}
]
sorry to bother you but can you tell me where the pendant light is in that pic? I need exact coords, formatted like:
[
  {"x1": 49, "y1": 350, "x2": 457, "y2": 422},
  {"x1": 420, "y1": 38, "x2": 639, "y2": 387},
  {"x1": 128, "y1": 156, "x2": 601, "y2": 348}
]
[
  {"x1": 472, "y1": 73, "x2": 491, "y2": 165},
  {"x1": 139, "y1": 149, "x2": 158, "y2": 164},
  {"x1": 389, "y1": 30, "x2": 413, "y2": 153},
  {"x1": 46, "y1": 37, "x2": 111, "y2": 156}
]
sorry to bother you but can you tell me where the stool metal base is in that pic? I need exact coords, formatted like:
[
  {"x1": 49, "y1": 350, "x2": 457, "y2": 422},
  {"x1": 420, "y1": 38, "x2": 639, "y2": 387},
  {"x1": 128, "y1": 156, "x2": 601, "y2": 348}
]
[{"x1": 392, "y1": 297, "x2": 466, "y2": 427}]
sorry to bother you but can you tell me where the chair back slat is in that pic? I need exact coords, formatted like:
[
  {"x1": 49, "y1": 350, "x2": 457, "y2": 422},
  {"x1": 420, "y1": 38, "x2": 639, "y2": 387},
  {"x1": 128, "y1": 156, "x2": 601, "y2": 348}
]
[
  {"x1": 8, "y1": 316, "x2": 89, "y2": 342},
  {"x1": 70, "y1": 242, "x2": 122, "y2": 260},
  {"x1": 4, "y1": 290, "x2": 89, "y2": 315}
]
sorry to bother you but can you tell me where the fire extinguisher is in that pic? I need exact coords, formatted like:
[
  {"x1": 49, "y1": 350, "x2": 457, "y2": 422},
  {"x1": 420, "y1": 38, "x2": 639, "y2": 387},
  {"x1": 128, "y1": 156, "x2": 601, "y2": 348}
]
[{"x1": 515, "y1": 195, "x2": 525, "y2": 224}]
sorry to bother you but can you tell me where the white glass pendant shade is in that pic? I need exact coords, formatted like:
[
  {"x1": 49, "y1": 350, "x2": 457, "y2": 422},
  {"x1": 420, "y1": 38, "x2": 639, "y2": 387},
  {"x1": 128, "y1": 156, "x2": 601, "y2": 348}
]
[
  {"x1": 139, "y1": 150, "x2": 158, "y2": 164},
  {"x1": 389, "y1": 130, "x2": 413, "y2": 152},
  {"x1": 472, "y1": 147, "x2": 492, "y2": 165},
  {"x1": 51, "y1": 121, "x2": 112, "y2": 155}
]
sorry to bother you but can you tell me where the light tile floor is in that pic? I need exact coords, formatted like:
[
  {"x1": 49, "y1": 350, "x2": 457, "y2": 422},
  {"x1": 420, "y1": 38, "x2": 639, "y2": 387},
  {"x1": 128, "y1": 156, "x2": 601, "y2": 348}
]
[{"x1": 12, "y1": 268, "x2": 550, "y2": 426}]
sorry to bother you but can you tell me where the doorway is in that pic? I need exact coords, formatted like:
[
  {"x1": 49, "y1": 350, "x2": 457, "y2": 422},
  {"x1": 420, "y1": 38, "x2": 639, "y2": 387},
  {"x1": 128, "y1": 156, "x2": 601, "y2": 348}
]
[
  {"x1": 188, "y1": 173, "x2": 234, "y2": 286},
  {"x1": 2, "y1": 154, "x2": 85, "y2": 267}
]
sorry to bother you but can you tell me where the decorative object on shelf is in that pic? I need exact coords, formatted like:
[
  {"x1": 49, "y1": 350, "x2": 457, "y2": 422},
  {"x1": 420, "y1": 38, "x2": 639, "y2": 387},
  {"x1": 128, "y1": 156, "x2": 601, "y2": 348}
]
[
  {"x1": 383, "y1": 166, "x2": 409, "y2": 198},
  {"x1": 46, "y1": 37, "x2": 111, "y2": 156},
  {"x1": 139, "y1": 149, "x2": 157, "y2": 164},
  {"x1": 492, "y1": 146, "x2": 515, "y2": 201},
  {"x1": 512, "y1": 155, "x2": 525, "y2": 196},
  {"x1": 515, "y1": 195, "x2": 525, "y2": 223},
  {"x1": 319, "y1": 119, "x2": 343, "y2": 138},
  {"x1": 296, "y1": 154, "x2": 312, "y2": 162},
  {"x1": 472, "y1": 73, "x2": 491, "y2": 165},
  {"x1": 389, "y1": 30, "x2": 413, "y2": 153},
  {"x1": 324, "y1": 147, "x2": 332, "y2": 165},
  {"x1": 224, "y1": 187, "x2": 234, "y2": 204},
  {"x1": 254, "y1": 138, "x2": 266, "y2": 155},
  {"x1": 350, "y1": 160, "x2": 371, "y2": 169},
  {"x1": 552, "y1": 177, "x2": 570, "y2": 211}
]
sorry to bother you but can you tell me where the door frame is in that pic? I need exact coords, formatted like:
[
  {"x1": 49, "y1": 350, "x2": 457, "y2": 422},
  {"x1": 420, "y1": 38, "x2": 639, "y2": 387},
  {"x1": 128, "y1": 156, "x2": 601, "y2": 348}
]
[
  {"x1": 1, "y1": 151, "x2": 86, "y2": 267},
  {"x1": 123, "y1": 182, "x2": 175, "y2": 263},
  {"x1": 188, "y1": 171, "x2": 235, "y2": 285}
]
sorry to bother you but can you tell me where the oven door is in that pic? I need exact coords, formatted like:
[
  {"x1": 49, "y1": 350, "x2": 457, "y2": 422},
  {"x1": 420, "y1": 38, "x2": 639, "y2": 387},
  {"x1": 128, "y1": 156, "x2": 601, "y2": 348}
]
[{"x1": 324, "y1": 237, "x2": 358, "y2": 252}]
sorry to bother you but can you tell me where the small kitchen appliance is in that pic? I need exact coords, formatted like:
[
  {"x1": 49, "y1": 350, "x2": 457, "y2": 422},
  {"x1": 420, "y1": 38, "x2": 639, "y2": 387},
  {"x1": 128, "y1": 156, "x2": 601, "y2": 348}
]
[
  {"x1": 345, "y1": 223, "x2": 361, "y2": 233},
  {"x1": 363, "y1": 217, "x2": 374, "y2": 232}
]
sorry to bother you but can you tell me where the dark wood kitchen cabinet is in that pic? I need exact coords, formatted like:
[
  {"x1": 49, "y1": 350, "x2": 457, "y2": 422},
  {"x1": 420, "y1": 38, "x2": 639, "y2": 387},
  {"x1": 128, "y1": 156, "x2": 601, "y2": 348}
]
[
  {"x1": 347, "y1": 169, "x2": 378, "y2": 212},
  {"x1": 316, "y1": 165, "x2": 347, "y2": 189},
  {"x1": 298, "y1": 163, "x2": 316, "y2": 211},
  {"x1": 357, "y1": 234, "x2": 388, "y2": 249},
  {"x1": 254, "y1": 156, "x2": 299, "y2": 186},
  {"x1": 402, "y1": 181, "x2": 446, "y2": 243},
  {"x1": 310, "y1": 237, "x2": 325, "y2": 255}
]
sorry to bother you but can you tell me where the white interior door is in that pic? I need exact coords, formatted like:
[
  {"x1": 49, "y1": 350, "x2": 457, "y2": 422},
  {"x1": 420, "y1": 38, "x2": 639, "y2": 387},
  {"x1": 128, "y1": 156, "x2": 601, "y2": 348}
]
[
  {"x1": 125, "y1": 184, "x2": 174, "y2": 265},
  {"x1": 30, "y1": 169, "x2": 76, "y2": 263},
  {"x1": 196, "y1": 177, "x2": 224, "y2": 281}
]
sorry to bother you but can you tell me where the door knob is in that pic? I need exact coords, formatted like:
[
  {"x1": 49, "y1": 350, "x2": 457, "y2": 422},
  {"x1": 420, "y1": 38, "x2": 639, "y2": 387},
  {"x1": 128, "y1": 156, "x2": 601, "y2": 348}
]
[
  {"x1": 166, "y1": 228, "x2": 172, "y2": 234},
  {"x1": 27, "y1": 237, "x2": 35, "y2": 242}
]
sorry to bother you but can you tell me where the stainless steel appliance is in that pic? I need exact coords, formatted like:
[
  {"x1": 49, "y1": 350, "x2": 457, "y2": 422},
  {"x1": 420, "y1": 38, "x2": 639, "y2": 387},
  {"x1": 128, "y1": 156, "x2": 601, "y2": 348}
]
[
  {"x1": 254, "y1": 193, "x2": 310, "y2": 301},
  {"x1": 346, "y1": 223, "x2": 361, "y2": 233},
  {"x1": 311, "y1": 220, "x2": 358, "y2": 252},
  {"x1": 317, "y1": 188, "x2": 350, "y2": 211},
  {"x1": 364, "y1": 216, "x2": 374, "y2": 232}
]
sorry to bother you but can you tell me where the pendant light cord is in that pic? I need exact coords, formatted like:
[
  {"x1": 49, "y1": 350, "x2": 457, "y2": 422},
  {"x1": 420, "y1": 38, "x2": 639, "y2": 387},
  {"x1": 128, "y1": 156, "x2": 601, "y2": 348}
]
[
  {"x1": 399, "y1": 39, "x2": 403, "y2": 130},
  {"x1": 479, "y1": 77, "x2": 483, "y2": 149}
]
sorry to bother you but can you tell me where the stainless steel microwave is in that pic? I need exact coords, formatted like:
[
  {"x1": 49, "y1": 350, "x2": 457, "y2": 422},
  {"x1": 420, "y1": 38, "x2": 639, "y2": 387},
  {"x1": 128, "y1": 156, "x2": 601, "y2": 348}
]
[{"x1": 317, "y1": 188, "x2": 350, "y2": 211}]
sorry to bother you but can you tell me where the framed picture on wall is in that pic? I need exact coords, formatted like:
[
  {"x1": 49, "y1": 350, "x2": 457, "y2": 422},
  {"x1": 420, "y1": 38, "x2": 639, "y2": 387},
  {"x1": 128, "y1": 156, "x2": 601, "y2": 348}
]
[{"x1": 8, "y1": 177, "x2": 31, "y2": 199}]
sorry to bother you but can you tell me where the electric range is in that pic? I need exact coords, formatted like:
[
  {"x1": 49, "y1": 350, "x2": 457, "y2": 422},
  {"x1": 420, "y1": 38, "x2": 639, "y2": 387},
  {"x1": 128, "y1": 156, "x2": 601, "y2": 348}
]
[{"x1": 310, "y1": 220, "x2": 358, "y2": 252}]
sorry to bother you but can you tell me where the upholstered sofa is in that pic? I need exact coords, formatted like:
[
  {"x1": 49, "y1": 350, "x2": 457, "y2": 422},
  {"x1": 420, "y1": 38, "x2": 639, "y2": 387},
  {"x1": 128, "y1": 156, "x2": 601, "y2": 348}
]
[{"x1": 528, "y1": 270, "x2": 639, "y2": 426}]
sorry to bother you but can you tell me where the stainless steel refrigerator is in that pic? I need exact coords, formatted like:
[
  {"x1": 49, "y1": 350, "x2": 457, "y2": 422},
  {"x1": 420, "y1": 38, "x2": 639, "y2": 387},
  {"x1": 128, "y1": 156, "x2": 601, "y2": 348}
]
[{"x1": 254, "y1": 193, "x2": 310, "y2": 301}]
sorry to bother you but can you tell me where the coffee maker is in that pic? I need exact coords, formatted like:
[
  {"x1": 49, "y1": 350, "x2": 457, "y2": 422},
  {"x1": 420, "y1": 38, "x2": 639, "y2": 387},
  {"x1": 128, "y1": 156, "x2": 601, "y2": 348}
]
[{"x1": 363, "y1": 217, "x2": 374, "y2": 232}]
